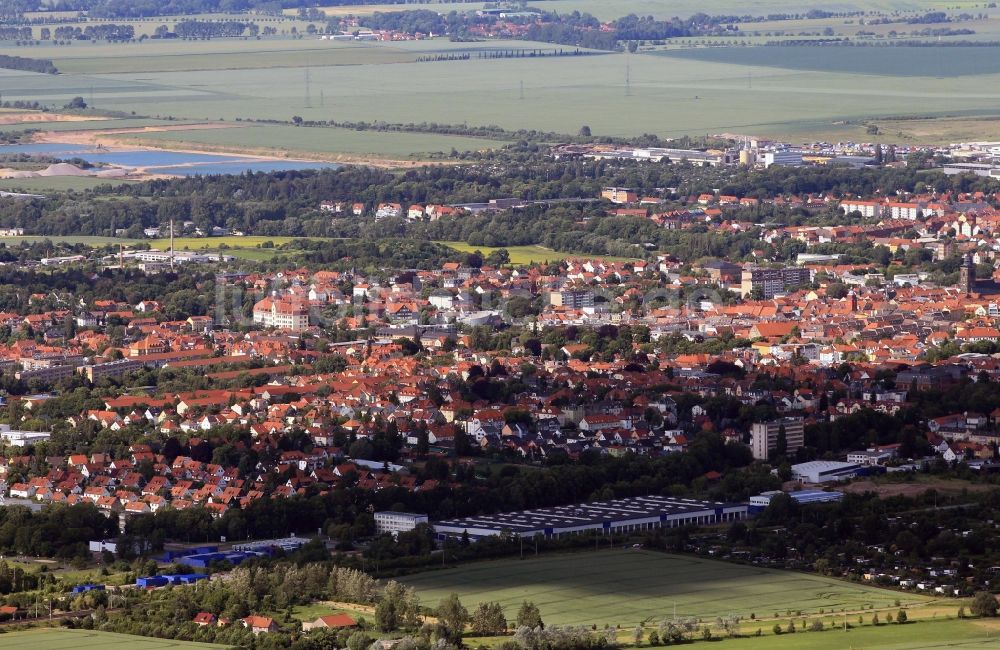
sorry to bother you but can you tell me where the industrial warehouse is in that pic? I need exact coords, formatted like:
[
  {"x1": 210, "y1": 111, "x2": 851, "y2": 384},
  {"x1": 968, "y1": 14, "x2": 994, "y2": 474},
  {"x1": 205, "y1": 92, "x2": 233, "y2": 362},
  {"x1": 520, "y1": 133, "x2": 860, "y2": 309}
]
[{"x1": 432, "y1": 495, "x2": 748, "y2": 541}]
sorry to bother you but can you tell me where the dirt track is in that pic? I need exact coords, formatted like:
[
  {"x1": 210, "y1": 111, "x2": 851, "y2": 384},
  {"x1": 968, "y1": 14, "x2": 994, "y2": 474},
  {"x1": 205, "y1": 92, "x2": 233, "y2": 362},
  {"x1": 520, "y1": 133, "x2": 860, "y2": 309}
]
[{"x1": 0, "y1": 112, "x2": 108, "y2": 126}]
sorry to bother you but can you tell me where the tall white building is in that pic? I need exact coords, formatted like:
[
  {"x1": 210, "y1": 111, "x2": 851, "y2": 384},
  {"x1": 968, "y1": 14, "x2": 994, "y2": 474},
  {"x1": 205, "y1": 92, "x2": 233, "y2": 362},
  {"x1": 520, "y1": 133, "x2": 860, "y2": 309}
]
[
  {"x1": 751, "y1": 417, "x2": 804, "y2": 460},
  {"x1": 374, "y1": 511, "x2": 428, "y2": 537}
]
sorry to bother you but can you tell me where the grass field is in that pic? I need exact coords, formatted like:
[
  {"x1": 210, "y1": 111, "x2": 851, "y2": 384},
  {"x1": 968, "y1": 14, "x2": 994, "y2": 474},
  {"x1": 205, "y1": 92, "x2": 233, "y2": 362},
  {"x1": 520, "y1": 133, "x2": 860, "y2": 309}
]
[
  {"x1": 436, "y1": 241, "x2": 637, "y2": 265},
  {"x1": 125, "y1": 124, "x2": 510, "y2": 158},
  {"x1": 684, "y1": 618, "x2": 999, "y2": 650},
  {"x1": 148, "y1": 235, "x2": 313, "y2": 260},
  {"x1": 655, "y1": 47, "x2": 1000, "y2": 78},
  {"x1": 0, "y1": 236, "x2": 133, "y2": 246},
  {"x1": 0, "y1": 177, "x2": 136, "y2": 192},
  {"x1": 0, "y1": 235, "x2": 314, "y2": 260},
  {"x1": 6, "y1": 34, "x2": 1000, "y2": 144},
  {"x1": 401, "y1": 549, "x2": 934, "y2": 627},
  {"x1": 303, "y1": 1, "x2": 981, "y2": 21},
  {"x1": 0, "y1": 629, "x2": 227, "y2": 649}
]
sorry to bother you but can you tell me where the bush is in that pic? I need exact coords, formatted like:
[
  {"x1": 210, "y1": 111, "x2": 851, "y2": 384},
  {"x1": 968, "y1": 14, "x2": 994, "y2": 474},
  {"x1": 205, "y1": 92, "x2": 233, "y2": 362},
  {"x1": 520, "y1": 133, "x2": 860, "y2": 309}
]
[
  {"x1": 896, "y1": 609, "x2": 908, "y2": 624},
  {"x1": 971, "y1": 592, "x2": 998, "y2": 618},
  {"x1": 772, "y1": 624, "x2": 782, "y2": 635}
]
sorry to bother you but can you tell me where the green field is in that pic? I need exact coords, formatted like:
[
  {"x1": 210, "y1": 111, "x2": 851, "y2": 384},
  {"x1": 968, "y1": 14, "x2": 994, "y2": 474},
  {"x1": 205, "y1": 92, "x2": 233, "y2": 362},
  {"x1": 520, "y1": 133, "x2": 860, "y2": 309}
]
[
  {"x1": 149, "y1": 235, "x2": 314, "y2": 260},
  {"x1": 3, "y1": 4, "x2": 1000, "y2": 148},
  {"x1": 126, "y1": 124, "x2": 510, "y2": 158},
  {"x1": 305, "y1": 1, "x2": 982, "y2": 21},
  {"x1": 712, "y1": 618, "x2": 1000, "y2": 650},
  {"x1": 437, "y1": 241, "x2": 637, "y2": 265},
  {"x1": 0, "y1": 236, "x2": 133, "y2": 246},
  {"x1": 401, "y1": 549, "x2": 934, "y2": 627},
  {"x1": 0, "y1": 235, "x2": 314, "y2": 260},
  {"x1": 0, "y1": 177, "x2": 136, "y2": 192},
  {"x1": 5, "y1": 33, "x2": 1000, "y2": 143},
  {"x1": 656, "y1": 46, "x2": 1000, "y2": 78},
  {"x1": 0, "y1": 629, "x2": 227, "y2": 649}
]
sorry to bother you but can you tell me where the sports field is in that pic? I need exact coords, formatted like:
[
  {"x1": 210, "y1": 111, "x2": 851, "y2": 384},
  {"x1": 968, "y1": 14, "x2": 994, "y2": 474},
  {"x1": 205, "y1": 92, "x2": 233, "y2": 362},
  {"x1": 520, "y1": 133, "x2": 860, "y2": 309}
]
[
  {"x1": 0, "y1": 629, "x2": 227, "y2": 649},
  {"x1": 401, "y1": 549, "x2": 934, "y2": 627}
]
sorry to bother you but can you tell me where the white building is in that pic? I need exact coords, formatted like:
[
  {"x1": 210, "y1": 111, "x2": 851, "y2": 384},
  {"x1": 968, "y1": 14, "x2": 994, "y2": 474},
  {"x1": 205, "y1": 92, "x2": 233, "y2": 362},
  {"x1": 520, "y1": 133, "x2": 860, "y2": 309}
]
[
  {"x1": 252, "y1": 295, "x2": 309, "y2": 331},
  {"x1": 790, "y1": 460, "x2": 862, "y2": 483},
  {"x1": 0, "y1": 425, "x2": 51, "y2": 447},
  {"x1": 375, "y1": 511, "x2": 428, "y2": 537},
  {"x1": 760, "y1": 150, "x2": 803, "y2": 168}
]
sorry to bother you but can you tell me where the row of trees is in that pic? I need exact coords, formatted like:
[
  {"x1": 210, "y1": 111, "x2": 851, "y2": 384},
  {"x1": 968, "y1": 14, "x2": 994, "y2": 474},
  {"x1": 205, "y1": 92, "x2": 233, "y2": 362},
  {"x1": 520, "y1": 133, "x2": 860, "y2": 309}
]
[
  {"x1": 53, "y1": 24, "x2": 135, "y2": 40},
  {"x1": 174, "y1": 20, "x2": 260, "y2": 38},
  {"x1": 0, "y1": 53, "x2": 56, "y2": 73}
]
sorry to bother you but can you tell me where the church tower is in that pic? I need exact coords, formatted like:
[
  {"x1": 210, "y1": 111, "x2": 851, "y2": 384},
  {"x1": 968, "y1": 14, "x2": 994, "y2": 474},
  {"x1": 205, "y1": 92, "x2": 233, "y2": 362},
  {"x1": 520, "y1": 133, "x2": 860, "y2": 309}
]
[{"x1": 960, "y1": 253, "x2": 975, "y2": 296}]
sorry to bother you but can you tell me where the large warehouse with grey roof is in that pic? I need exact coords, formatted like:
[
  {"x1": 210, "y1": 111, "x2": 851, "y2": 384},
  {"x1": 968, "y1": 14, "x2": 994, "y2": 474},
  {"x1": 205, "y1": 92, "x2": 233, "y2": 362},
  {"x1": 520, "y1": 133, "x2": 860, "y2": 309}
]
[{"x1": 432, "y1": 495, "x2": 748, "y2": 541}]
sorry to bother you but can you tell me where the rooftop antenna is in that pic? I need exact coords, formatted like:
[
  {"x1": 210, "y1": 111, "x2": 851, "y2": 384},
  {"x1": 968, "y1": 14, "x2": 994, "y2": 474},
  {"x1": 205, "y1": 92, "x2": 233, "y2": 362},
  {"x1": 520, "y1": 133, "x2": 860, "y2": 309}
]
[{"x1": 304, "y1": 68, "x2": 312, "y2": 108}]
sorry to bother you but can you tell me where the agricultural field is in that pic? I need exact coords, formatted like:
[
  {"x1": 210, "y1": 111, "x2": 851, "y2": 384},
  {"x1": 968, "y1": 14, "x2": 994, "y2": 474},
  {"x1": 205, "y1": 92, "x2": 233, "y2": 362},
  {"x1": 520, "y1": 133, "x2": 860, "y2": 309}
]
[
  {"x1": 125, "y1": 124, "x2": 510, "y2": 159},
  {"x1": 673, "y1": 618, "x2": 999, "y2": 650},
  {"x1": 436, "y1": 241, "x2": 637, "y2": 265},
  {"x1": 0, "y1": 118, "x2": 182, "y2": 133},
  {"x1": 145, "y1": 236, "x2": 314, "y2": 260},
  {"x1": 0, "y1": 236, "x2": 132, "y2": 247},
  {"x1": 401, "y1": 549, "x2": 934, "y2": 627},
  {"x1": 0, "y1": 235, "x2": 315, "y2": 261},
  {"x1": 4, "y1": 19, "x2": 1000, "y2": 147},
  {"x1": 3, "y1": 4, "x2": 1000, "y2": 151},
  {"x1": 2, "y1": 35, "x2": 998, "y2": 143},
  {"x1": 655, "y1": 46, "x2": 1000, "y2": 79},
  {"x1": 149, "y1": 236, "x2": 310, "y2": 252},
  {"x1": 303, "y1": 1, "x2": 984, "y2": 21},
  {"x1": 0, "y1": 177, "x2": 135, "y2": 192},
  {"x1": 19, "y1": 13, "x2": 312, "y2": 39},
  {"x1": 39, "y1": 39, "x2": 423, "y2": 75},
  {"x1": 0, "y1": 629, "x2": 227, "y2": 649}
]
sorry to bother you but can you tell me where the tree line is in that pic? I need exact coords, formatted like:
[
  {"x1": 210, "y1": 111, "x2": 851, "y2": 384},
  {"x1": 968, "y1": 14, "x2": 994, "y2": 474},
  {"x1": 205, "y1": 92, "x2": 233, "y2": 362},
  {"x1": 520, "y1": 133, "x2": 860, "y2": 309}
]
[
  {"x1": 53, "y1": 24, "x2": 135, "y2": 41},
  {"x1": 0, "y1": 53, "x2": 57, "y2": 73}
]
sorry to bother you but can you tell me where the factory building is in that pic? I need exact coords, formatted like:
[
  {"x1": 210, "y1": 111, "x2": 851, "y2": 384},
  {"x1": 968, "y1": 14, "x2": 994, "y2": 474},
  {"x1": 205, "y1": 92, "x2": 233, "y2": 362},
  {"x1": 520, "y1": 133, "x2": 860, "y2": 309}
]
[{"x1": 432, "y1": 495, "x2": 748, "y2": 541}]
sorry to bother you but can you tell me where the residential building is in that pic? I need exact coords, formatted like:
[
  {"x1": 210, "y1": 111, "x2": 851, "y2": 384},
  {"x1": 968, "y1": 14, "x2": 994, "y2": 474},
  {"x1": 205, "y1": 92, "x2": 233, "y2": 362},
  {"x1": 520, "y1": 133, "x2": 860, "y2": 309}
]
[
  {"x1": 550, "y1": 289, "x2": 595, "y2": 309},
  {"x1": 751, "y1": 417, "x2": 804, "y2": 460},
  {"x1": 740, "y1": 266, "x2": 812, "y2": 298},
  {"x1": 252, "y1": 296, "x2": 309, "y2": 331}
]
